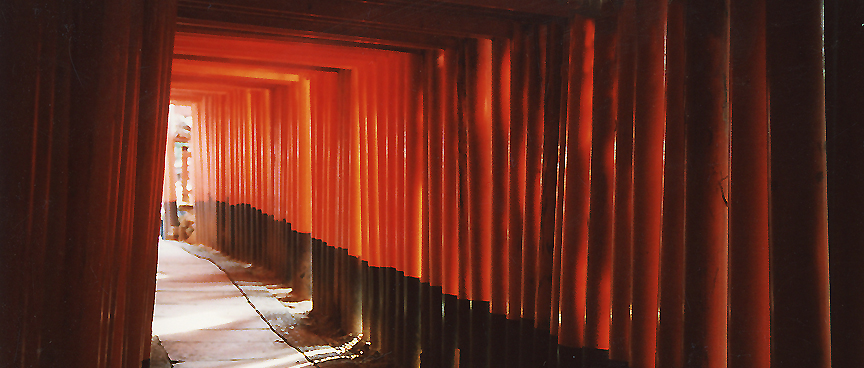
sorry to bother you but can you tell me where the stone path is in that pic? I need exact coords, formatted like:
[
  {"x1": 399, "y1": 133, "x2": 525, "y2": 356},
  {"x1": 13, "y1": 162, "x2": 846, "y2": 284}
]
[{"x1": 152, "y1": 240, "x2": 312, "y2": 368}]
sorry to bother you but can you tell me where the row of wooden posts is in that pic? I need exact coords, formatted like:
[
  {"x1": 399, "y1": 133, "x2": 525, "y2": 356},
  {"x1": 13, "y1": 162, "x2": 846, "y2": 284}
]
[{"x1": 171, "y1": 1, "x2": 835, "y2": 366}]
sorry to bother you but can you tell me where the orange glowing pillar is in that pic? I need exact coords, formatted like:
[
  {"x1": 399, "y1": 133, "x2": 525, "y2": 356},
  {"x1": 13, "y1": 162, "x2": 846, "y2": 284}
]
[
  {"x1": 584, "y1": 10, "x2": 617, "y2": 351},
  {"x1": 457, "y1": 44, "x2": 472, "y2": 305},
  {"x1": 630, "y1": 0, "x2": 666, "y2": 366},
  {"x1": 197, "y1": 100, "x2": 211, "y2": 246},
  {"x1": 424, "y1": 50, "x2": 447, "y2": 368},
  {"x1": 490, "y1": 37, "x2": 511, "y2": 317},
  {"x1": 466, "y1": 37, "x2": 494, "y2": 368},
  {"x1": 326, "y1": 75, "x2": 339, "y2": 247},
  {"x1": 404, "y1": 55, "x2": 425, "y2": 367},
  {"x1": 342, "y1": 69, "x2": 364, "y2": 336},
  {"x1": 655, "y1": 1, "x2": 685, "y2": 367},
  {"x1": 296, "y1": 79, "x2": 313, "y2": 298},
  {"x1": 376, "y1": 60, "x2": 391, "y2": 270},
  {"x1": 315, "y1": 77, "x2": 327, "y2": 244},
  {"x1": 405, "y1": 55, "x2": 424, "y2": 281},
  {"x1": 213, "y1": 96, "x2": 224, "y2": 251},
  {"x1": 507, "y1": 28, "x2": 526, "y2": 329},
  {"x1": 329, "y1": 74, "x2": 341, "y2": 247},
  {"x1": 442, "y1": 48, "x2": 460, "y2": 298},
  {"x1": 209, "y1": 98, "x2": 219, "y2": 246},
  {"x1": 521, "y1": 29, "x2": 544, "y2": 354},
  {"x1": 609, "y1": 0, "x2": 635, "y2": 361},
  {"x1": 263, "y1": 88, "x2": 273, "y2": 260},
  {"x1": 350, "y1": 69, "x2": 364, "y2": 261},
  {"x1": 215, "y1": 94, "x2": 224, "y2": 250},
  {"x1": 490, "y1": 36, "x2": 512, "y2": 368},
  {"x1": 288, "y1": 85, "x2": 300, "y2": 267},
  {"x1": 535, "y1": 24, "x2": 566, "y2": 353},
  {"x1": 202, "y1": 97, "x2": 212, "y2": 246},
  {"x1": 427, "y1": 50, "x2": 444, "y2": 291},
  {"x1": 505, "y1": 33, "x2": 529, "y2": 366},
  {"x1": 468, "y1": 38, "x2": 493, "y2": 308},
  {"x1": 549, "y1": 30, "x2": 569, "y2": 344},
  {"x1": 392, "y1": 57, "x2": 407, "y2": 274},
  {"x1": 378, "y1": 57, "x2": 394, "y2": 354},
  {"x1": 273, "y1": 88, "x2": 286, "y2": 273},
  {"x1": 221, "y1": 93, "x2": 231, "y2": 252},
  {"x1": 243, "y1": 89, "x2": 253, "y2": 259},
  {"x1": 393, "y1": 57, "x2": 405, "y2": 274},
  {"x1": 365, "y1": 68, "x2": 381, "y2": 268},
  {"x1": 310, "y1": 80, "x2": 320, "y2": 241},
  {"x1": 558, "y1": 16, "x2": 594, "y2": 351},
  {"x1": 227, "y1": 91, "x2": 238, "y2": 254},
  {"x1": 251, "y1": 90, "x2": 261, "y2": 262},
  {"x1": 359, "y1": 68, "x2": 375, "y2": 342},
  {"x1": 337, "y1": 72, "x2": 349, "y2": 256}
]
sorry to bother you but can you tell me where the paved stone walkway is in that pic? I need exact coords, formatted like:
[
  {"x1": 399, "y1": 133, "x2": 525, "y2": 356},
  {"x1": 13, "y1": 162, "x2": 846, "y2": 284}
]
[{"x1": 152, "y1": 240, "x2": 312, "y2": 368}]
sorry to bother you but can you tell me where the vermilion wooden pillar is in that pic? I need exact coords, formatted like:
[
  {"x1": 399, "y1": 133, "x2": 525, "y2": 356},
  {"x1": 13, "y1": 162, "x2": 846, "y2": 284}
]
[
  {"x1": 490, "y1": 37, "x2": 511, "y2": 318},
  {"x1": 767, "y1": 0, "x2": 831, "y2": 367},
  {"x1": 376, "y1": 56, "x2": 393, "y2": 356},
  {"x1": 490, "y1": 36, "x2": 512, "y2": 368},
  {"x1": 364, "y1": 66, "x2": 387, "y2": 267},
  {"x1": 630, "y1": 0, "x2": 667, "y2": 366},
  {"x1": 342, "y1": 69, "x2": 365, "y2": 337},
  {"x1": 427, "y1": 50, "x2": 445, "y2": 294},
  {"x1": 549, "y1": 24, "x2": 571, "y2": 350},
  {"x1": 349, "y1": 69, "x2": 364, "y2": 264},
  {"x1": 729, "y1": 0, "x2": 770, "y2": 367},
  {"x1": 558, "y1": 15, "x2": 593, "y2": 353},
  {"x1": 376, "y1": 58, "x2": 391, "y2": 274},
  {"x1": 521, "y1": 30, "x2": 544, "y2": 355},
  {"x1": 655, "y1": 1, "x2": 685, "y2": 367},
  {"x1": 464, "y1": 37, "x2": 493, "y2": 368},
  {"x1": 241, "y1": 90, "x2": 252, "y2": 261},
  {"x1": 536, "y1": 23, "x2": 566, "y2": 367},
  {"x1": 506, "y1": 27, "x2": 527, "y2": 368},
  {"x1": 609, "y1": 0, "x2": 635, "y2": 361},
  {"x1": 425, "y1": 49, "x2": 448, "y2": 368},
  {"x1": 826, "y1": 1, "x2": 864, "y2": 366},
  {"x1": 229, "y1": 92, "x2": 240, "y2": 256},
  {"x1": 441, "y1": 48, "x2": 461, "y2": 300},
  {"x1": 405, "y1": 55, "x2": 424, "y2": 368},
  {"x1": 507, "y1": 26, "x2": 526, "y2": 323},
  {"x1": 134, "y1": 12, "x2": 176, "y2": 361},
  {"x1": 584, "y1": 9, "x2": 618, "y2": 353},
  {"x1": 682, "y1": 1, "x2": 730, "y2": 367},
  {"x1": 130, "y1": 12, "x2": 175, "y2": 360},
  {"x1": 455, "y1": 41, "x2": 473, "y2": 367}
]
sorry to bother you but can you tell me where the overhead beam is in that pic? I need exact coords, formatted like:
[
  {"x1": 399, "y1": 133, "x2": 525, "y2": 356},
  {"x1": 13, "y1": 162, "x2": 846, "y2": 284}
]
[
  {"x1": 177, "y1": 0, "x2": 528, "y2": 46},
  {"x1": 430, "y1": 0, "x2": 583, "y2": 16},
  {"x1": 176, "y1": 17, "x2": 459, "y2": 51}
]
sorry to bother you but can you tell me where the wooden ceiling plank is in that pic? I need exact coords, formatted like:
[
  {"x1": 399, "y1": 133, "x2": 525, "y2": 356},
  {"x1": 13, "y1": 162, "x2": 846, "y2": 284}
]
[{"x1": 178, "y1": 0, "x2": 522, "y2": 39}]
